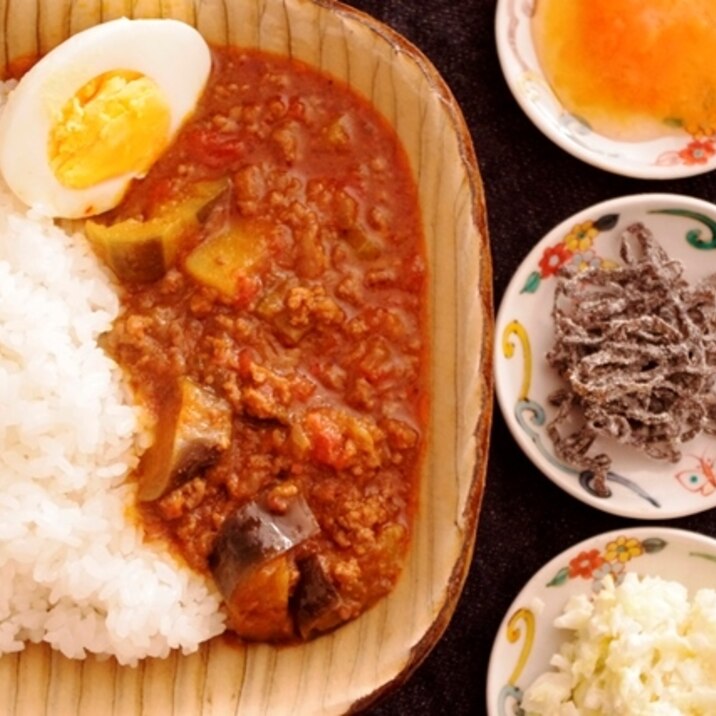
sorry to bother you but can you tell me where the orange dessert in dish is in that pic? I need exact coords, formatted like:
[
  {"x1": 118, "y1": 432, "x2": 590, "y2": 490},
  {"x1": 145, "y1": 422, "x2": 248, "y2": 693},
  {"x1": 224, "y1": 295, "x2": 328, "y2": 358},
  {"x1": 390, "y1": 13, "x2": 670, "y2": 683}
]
[{"x1": 533, "y1": 0, "x2": 716, "y2": 140}]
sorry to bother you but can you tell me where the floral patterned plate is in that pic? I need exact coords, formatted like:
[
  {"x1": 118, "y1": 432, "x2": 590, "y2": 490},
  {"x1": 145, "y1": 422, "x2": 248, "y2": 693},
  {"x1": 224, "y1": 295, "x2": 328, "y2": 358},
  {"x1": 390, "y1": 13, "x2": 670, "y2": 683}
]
[
  {"x1": 495, "y1": 193, "x2": 716, "y2": 519},
  {"x1": 495, "y1": 0, "x2": 716, "y2": 179},
  {"x1": 485, "y1": 527, "x2": 716, "y2": 715}
]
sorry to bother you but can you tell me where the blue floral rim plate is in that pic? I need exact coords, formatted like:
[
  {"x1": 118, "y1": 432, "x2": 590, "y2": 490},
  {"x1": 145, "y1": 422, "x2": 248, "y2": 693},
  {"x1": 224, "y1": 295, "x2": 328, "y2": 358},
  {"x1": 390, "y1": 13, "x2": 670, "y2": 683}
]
[
  {"x1": 494, "y1": 193, "x2": 716, "y2": 519},
  {"x1": 486, "y1": 527, "x2": 716, "y2": 715},
  {"x1": 495, "y1": 0, "x2": 716, "y2": 179}
]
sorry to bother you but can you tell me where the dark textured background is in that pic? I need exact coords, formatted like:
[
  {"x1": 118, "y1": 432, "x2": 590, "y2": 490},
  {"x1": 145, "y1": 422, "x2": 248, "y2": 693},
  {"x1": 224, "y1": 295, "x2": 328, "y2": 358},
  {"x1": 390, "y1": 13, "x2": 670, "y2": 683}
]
[{"x1": 332, "y1": 1, "x2": 716, "y2": 714}]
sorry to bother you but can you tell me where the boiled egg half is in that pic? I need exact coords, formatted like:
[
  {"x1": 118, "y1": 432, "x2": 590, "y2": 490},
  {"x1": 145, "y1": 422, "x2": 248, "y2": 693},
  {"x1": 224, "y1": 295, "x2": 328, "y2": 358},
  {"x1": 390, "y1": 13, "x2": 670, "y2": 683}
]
[{"x1": 0, "y1": 17, "x2": 211, "y2": 218}]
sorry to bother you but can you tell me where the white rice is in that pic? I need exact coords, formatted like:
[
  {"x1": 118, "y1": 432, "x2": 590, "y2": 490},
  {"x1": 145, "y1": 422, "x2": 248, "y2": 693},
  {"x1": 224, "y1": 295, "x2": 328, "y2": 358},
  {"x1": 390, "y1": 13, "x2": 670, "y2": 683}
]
[{"x1": 0, "y1": 88, "x2": 225, "y2": 665}]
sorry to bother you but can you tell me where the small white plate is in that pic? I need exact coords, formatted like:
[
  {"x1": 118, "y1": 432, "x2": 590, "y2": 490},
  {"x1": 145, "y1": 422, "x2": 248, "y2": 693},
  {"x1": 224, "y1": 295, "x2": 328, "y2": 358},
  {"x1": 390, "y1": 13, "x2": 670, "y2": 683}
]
[
  {"x1": 495, "y1": 193, "x2": 716, "y2": 519},
  {"x1": 486, "y1": 527, "x2": 716, "y2": 715},
  {"x1": 494, "y1": 0, "x2": 716, "y2": 179}
]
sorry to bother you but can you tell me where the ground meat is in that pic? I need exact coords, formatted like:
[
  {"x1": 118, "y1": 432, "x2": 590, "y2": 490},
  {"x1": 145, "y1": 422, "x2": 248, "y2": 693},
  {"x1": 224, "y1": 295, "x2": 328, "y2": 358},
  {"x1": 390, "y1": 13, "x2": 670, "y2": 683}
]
[{"x1": 101, "y1": 46, "x2": 427, "y2": 642}]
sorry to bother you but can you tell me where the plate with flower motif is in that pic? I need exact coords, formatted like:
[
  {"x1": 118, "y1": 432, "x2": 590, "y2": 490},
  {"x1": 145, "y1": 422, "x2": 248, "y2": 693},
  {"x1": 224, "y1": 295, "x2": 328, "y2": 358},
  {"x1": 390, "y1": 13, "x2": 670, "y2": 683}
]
[
  {"x1": 495, "y1": 193, "x2": 716, "y2": 519},
  {"x1": 486, "y1": 527, "x2": 716, "y2": 715},
  {"x1": 495, "y1": 0, "x2": 716, "y2": 179}
]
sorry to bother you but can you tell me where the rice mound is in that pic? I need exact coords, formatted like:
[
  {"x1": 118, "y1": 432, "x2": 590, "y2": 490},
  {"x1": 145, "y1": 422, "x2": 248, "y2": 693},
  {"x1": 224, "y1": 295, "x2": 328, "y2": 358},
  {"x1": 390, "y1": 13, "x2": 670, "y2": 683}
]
[{"x1": 0, "y1": 159, "x2": 225, "y2": 664}]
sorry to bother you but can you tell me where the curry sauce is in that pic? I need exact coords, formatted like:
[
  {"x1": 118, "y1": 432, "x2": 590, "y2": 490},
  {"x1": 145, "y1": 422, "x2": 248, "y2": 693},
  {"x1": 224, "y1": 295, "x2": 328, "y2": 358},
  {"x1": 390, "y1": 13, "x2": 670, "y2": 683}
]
[{"x1": 99, "y1": 47, "x2": 428, "y2": 642}]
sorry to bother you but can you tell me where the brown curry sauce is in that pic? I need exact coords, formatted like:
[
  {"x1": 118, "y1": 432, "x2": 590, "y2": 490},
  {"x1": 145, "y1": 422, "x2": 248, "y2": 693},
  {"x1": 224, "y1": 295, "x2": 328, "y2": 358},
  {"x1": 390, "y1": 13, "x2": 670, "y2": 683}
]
[{"x1": 101, "y1": 46, "x2": 428, "y2": 642}]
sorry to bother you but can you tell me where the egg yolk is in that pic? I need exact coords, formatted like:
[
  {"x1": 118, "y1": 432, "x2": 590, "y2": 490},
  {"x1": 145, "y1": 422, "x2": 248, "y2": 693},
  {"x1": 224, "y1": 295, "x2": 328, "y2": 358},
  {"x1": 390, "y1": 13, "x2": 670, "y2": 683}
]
[
  {"x1": 48, "y1": 70, "x2": 171, "y2": 189},
  {"x1": 532, "y1": 0, "x2": 716, "y2": 140}
]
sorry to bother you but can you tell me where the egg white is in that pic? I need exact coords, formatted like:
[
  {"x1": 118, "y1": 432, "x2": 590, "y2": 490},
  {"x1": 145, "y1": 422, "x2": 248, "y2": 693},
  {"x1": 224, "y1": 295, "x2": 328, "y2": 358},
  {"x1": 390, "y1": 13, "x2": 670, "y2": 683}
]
[{"x1": 0, "y1": 17, "x2": 212, "y2": 218}]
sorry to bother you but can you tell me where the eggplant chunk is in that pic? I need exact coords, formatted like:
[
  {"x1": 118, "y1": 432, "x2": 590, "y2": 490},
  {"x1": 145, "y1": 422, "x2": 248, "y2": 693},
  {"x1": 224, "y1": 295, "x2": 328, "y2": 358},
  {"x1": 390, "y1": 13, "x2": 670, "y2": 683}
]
[
  {"x1": 137, "y1": 377, "x2": 232, "y2": 501},
  {"x1": 209, "y1": 493, "x2": 320, "y2": 639},
  {"x1": 294, "y1": 554, "x2": 347, "y2": 639},
  {"x1": 85, "y1": 178, "x2": 228, "y2": 283},
  {"x1": 223, "y1": 554, "x2": 298, "y2": 641},
  {"x1": 209, "y1": 493, "x2": 319, "y2": 597}
]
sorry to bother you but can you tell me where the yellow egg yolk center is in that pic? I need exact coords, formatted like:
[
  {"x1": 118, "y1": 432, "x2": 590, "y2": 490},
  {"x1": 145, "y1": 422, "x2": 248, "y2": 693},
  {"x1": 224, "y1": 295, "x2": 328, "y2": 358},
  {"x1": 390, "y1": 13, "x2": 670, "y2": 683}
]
[
  {"x1": 48, "y1": 69, "x2": 171, "y2": 189},
  {"x1": 533, "y1": 0, "x2": 716, "y2": 140}
]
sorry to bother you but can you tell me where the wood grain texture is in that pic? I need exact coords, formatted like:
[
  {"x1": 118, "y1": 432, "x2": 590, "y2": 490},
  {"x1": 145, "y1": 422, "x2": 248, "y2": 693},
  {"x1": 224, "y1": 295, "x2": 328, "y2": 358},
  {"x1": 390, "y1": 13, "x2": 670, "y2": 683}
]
[{"x1": 0, "y1": 1, "x2": 493, "y2": 713}]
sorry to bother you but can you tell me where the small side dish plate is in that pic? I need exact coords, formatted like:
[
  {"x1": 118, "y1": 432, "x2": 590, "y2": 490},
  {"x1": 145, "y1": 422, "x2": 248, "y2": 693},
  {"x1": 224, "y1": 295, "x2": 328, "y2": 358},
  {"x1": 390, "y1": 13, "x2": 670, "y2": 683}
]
[
  {"x1": 495, "y1": 193, "x2": 716, "y2": 519},
  {"x1": 486, "y1": 527, "x2": 716, "y2": 715},
  {"x1": 494, "y1": 0, "x2": 716, "y2": 179}
]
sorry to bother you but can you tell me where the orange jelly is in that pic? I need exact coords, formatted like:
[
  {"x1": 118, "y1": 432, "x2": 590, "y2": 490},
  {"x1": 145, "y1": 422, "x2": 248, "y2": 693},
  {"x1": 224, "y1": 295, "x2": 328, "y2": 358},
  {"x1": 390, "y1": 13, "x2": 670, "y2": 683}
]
[{"x1": 532, "y1": 0, "x2": 716, "y2": 140}]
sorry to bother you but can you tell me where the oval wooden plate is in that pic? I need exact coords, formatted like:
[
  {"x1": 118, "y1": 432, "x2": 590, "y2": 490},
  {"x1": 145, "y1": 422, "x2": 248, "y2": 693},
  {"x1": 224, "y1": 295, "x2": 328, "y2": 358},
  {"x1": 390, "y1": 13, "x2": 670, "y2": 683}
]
[{"x1": 0, "y1": 1, "x2": 493, "y2": 713}]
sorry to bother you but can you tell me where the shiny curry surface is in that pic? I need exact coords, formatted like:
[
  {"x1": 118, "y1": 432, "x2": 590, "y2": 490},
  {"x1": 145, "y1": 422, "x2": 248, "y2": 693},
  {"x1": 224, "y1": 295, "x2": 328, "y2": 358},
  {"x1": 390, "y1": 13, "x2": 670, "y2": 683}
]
[{"x1": 100, "y1": 47, "x2": 428, "y2": 641}]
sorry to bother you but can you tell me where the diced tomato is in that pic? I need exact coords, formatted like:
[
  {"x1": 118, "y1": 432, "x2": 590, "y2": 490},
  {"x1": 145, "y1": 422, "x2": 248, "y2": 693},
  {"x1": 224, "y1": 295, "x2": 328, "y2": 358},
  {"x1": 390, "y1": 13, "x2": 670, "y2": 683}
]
[
  {"x1": 306, "y1": 412, "x2": 347, "y2": 469},
  {"x1": 185, "y1": 127, "x2": 246, "y2": 168},
  {"x1": 237, "y1": 348, "x2": 254, "y2": 378},
  {"x1": 233, "y1": 274, "x2": 262, "y2": 308}
]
